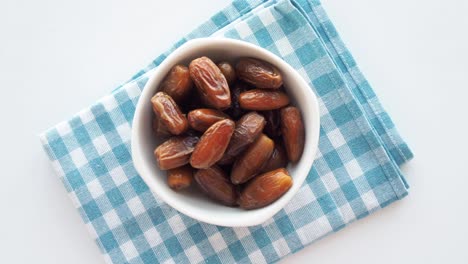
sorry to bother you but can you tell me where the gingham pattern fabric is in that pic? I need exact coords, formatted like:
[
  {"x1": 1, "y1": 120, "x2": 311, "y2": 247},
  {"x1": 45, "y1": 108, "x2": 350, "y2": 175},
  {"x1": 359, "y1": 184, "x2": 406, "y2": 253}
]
[{"x1": 40, "y1": 0, "x2": 413, "y2": 263}]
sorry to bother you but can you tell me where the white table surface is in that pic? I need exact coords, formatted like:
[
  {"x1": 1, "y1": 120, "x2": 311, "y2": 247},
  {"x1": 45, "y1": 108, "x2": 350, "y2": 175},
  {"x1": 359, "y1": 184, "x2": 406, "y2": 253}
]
[{"x1": 1, "y1": 0, "x2": 467, "y2": 263}]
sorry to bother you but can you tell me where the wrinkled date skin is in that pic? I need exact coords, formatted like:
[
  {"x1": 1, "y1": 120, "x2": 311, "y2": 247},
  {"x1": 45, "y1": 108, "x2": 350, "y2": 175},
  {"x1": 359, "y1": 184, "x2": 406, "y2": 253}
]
[
  {"x1": 239, "y1": 89, "x2": 290, "y2": 111},
  {"x1": 189, "y1": 57, "x2": 231, "y2": 109},
  {"x1": 260, "y1": 143, "x2": 288, "y2": 173},
  {"x1": 159, "y1": 65, "x2": 193, "y2": 103},
  {"x1": 188, "y1": 109, "x2": 229, "y2": 132},
  {"x1": 238, "y1": 168, "x2": 293, "y2": 209},
  {"x1": 217, "y1": 62, "x2": 237, "y2": 85},
  {"x1": 190, "y1": 119, "x2": 235, "y2": 169},
  {"x1": 262, "y1": 110, "x2": 281, "y2": 138},
  {"x1": 167, "y1": 165, "x2": 193, "y2": 191},
  {"x1": 220, "y1": 112, "x2": 265, "y2": 164},
  {"x1": 152, "y1": 116, "x2": 171, "y2": 138},
  {"x1": 236, "y1": 58, "x2": 283, "y2": 89},
  {"x1": 151, "y1": 92, "x2": 188, "y2": 135},
  {"x1": 194, "y1": 166, "x2": 238, "y2": 206},
  {"x1": 231, "y1": 134, "x2": 274, "y2": 184},
  {"x1": 154, "y1": 136, "x2": 199, "y2": 170},
  {"x1": 281, "y1": 106, "x2": 305, "y2": 163}
]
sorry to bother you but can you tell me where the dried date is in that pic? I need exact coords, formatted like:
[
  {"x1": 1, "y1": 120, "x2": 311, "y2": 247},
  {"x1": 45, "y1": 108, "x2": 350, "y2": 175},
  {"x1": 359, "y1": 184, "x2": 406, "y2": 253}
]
[
  {"x1": 239, "y1": 89, "x2": 290, "y2": 110},
  {"x1": 190, "y1": 119, "x2": 235, "y2": 169},
  {"x1": 221, "y1": 112, "x2": 265, "y2": 163},
  {"x1": 280, "y1": 106, "x2": 305, "y2": 163},
  {"x1": 154, "y1": 136, "x2": 199, "y2": 170},
  {"x1": 151, "y1": 92, "x2": 188, "y2": 135},
  {"x1": 188, "y1": 109, "x2": 229, "y2": 132},
  {"x1": 238, "y1": 168, "x2": 292, "y2": 210},
  {"x1": 167, "y1": 165, "x2": 193, "y2": 191},
  {"x1": 231, "y1": 134, "x2": 274, "y2": 184},
  {"x1": 236, "y1": 58, "x2": 283, "y2": 89},
  {"x1": 159, "y1": 65, "x2": 193, "y2": 103},
  {"x1": 194, "y1": 166, "x2": 238, "y2": 206},
  {"x1": 189, "y1": 57, "x2": 231, "y2": 109}
]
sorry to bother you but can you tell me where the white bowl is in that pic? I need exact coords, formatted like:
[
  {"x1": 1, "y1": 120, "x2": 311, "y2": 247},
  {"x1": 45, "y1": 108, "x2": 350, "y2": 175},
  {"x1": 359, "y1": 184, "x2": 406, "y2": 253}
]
[{"x1": 131, "y1": 38, "x2": 320, "y2": 227}]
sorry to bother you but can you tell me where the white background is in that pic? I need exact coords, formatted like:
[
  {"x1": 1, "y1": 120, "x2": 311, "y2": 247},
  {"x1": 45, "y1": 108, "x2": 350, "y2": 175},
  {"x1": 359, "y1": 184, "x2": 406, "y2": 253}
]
[{"x1": 1, "y1": 0, "x2": 467, "y2": 263}]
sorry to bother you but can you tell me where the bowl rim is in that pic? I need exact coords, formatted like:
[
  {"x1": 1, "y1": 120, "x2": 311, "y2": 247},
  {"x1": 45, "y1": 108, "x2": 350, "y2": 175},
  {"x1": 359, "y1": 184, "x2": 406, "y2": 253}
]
[{"x1": 131, "y1": 38, "x2": 320, "y2": 227}]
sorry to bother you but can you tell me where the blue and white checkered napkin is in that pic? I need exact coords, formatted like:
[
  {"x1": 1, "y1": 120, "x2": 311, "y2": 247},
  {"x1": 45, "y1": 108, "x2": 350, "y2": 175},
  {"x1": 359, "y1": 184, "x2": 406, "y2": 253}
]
[{"x1": 40, "y1": 0, "x2": 413, "y2": 263}]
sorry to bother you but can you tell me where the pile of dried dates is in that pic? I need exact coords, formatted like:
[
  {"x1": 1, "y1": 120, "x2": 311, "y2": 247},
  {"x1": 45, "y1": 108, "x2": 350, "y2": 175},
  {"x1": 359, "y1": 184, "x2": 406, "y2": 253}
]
[{"x1": 151, "y1": 56, "x2": 305, "y2": 210}]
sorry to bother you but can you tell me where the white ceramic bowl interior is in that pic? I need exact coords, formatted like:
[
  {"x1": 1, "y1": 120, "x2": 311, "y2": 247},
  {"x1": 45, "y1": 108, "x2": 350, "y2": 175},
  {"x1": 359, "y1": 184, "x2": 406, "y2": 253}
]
[{"x1": 131, "y1": 38, "x2": 320, "y2": 227}]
